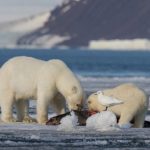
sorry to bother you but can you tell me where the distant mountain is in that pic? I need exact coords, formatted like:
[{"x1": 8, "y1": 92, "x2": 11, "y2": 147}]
[
  {"x1": 16, "y1": 0, "x2": 150, "y2": 49},
  {"x1": 1, "y1": 0, "x2": 150, "y2": 50}
]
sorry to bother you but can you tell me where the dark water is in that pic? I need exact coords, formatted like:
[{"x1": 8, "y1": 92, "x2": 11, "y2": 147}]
[{"x1": 0, "y1": 48, "x2": 150, "y2": 77}]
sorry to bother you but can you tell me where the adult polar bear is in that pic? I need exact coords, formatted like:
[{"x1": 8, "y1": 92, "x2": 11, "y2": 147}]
[
  {"x1": 88, "y1": 83, "x2": 149, "y2": 128},
  {"x1": 0, "y1": 56, "x2": 84, "y2": 124}
]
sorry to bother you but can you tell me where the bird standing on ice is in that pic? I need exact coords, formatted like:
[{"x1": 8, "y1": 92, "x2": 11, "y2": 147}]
[{"x1": 97, "y1": 91, "x2": 124, "y2": 110}]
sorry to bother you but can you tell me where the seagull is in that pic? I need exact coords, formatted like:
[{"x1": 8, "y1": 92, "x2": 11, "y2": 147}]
[{"x1": 97, "y1": 91, "x2": 124, "y2": 110}]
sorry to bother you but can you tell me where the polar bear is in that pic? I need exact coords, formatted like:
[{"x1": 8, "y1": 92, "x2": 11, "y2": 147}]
[
  {"x1": 0, "y1": 56, "x2": 84, "y2": 124},
  {"x1": 87, "y1": 83, "x2": 149, "y2": 128}
]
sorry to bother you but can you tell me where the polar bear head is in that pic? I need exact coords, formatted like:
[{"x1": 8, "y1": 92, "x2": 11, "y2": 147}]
[
  {"x1": 66, "y1": 85, "x2": 85, "y2": 110},
  {"x1": 87, "y1": 93, "x2": 106, "y2": 112},
  {"x1": 56, "y1": 69, "x2": 84, "y2": 111}
]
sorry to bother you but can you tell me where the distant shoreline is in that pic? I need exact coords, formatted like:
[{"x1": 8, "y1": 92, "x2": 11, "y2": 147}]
[
  {"x1": 1, "y1": 38, "x2": 150, "y2": 51},
  {"x1": 89, "y1": 39, "x2": 150, "y2": 51},
  {"x1": 1, "y1": 47, "x2": 150, "y2": 52}
]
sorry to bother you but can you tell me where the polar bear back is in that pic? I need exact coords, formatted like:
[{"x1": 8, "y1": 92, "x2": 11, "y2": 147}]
[
  {"x1": 0, "y1": 56, "x2": 83, "y2": 101},
  {"x1": 0, "y1": 56, "x2": 78, "y2": 100},
  {"x1": 0, "y1": 57, "x2": 45, "y2": 99},
  {"x1": 103, "y1": 83, "x2": 147, "y2": 105},
  {"x1": 102, "y1": 83, "x2": 148, "y2": 115}
]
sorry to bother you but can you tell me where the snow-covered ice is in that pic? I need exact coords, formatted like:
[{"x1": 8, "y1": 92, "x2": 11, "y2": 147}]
[
  {"x1": 119, "y1": 123, "x2": 133, "y2": 129},
  {"x1": 57, "y1": 111, "x2": 78, "y2": 131},
  {"x1": 86, "y1": 111, "x2": 132, "y2": 131},
  {"x1": 86, "y1": 111, "x2": 119, "y2": 131}
]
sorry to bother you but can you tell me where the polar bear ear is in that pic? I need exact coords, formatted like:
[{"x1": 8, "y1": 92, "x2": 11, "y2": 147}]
[{"x1": 72, "y1": 86, "x2": 78, "y2": 93}]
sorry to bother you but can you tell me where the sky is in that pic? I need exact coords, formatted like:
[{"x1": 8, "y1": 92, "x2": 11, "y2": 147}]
[{"x1": 0, "y1": 0, "x2": 64, "y2": 23}]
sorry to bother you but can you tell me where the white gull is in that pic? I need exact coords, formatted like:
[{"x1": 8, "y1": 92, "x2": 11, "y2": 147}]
[{"x1": 97, "y1": 91, "x2": 124, "y2": 109}]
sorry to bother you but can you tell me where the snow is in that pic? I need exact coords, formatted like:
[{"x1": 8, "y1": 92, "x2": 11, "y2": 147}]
[
  {"x1": 86, "y1": 111, "x2": 119, "y2": 131},
  {"x1": 146, "y1": 115, "x2": 150, "y2": 121},
  {"x1": 89, "y1": 39, "x2": 150, "y2": 50},
  {"x1": 119, "y1": 123, "x2": 133, "y2": 129},
  {"x1": 62, "y1": 5, "x2": 71, "y2": 13},
  {"x1": 57, "y1": 111, "x2": 78, "y2": 131},
  {"x1": 30, "y1": 135, "x2": 40, "y2": 140},
  {"x1": 33, "y1": 35, "x2": 70, "y2": 48},
  {"x1": 0, "y1": 12, "x2": 70, "y2": 48},
  {"x1": 86, "y1": 111, "x2": 132, "y2": 131},
  {"x1": 1, "y1": 12, "x2": 50, "y2": 33},
  {"x1": 0, "y1": 123, "x2": 150, "y2": 149}
]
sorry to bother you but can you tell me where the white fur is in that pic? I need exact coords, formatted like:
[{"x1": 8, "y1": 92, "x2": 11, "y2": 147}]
[
  {"x1": 88, "y1": 83, "x2": 149, "y2": 128},
  {"x1": 0, "y1": 56, "x2": 84, "y2": 124}
]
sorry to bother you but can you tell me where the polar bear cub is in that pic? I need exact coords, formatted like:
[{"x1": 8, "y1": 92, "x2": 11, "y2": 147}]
[
  {"x1": 0, "y1": 56, "x2": 84, "y2": 124},
  {"x1": 87, "y1": 83, "x2": 149, "y2": 128}
]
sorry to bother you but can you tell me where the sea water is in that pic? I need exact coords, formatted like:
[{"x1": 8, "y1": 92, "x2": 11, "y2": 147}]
[{"x1": 0, "y1": 49, "x2": 150, "y2": 90}]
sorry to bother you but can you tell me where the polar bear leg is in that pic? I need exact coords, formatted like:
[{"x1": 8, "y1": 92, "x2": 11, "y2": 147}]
[
  {"x1": 15, "y1": 100, "x2": 26, "y2": 121},
  {"x1": 37, "y1": 99, "x2": 49, "y2": 124},
  {"x1": 15, "y1": 100, "x2": 36, "y2": 123},
  {"x1": 37, "y1": 91, "x2": 54, "y2": 124},
  {"x1": 118, "y1": 109, "x2": 137, "y2": 127},
  {"x1": 134, "y1": 110, "x2": 146, "y2": 128},
  {"x1": 1, "y1": 92, "x2": 16, "y2": 122},
  {"x1": 50, "y1": 95, "x2": 66, "y2": 115},
  {"x1": 23, "y1": 101, "x2": 37, "y2": 123}
]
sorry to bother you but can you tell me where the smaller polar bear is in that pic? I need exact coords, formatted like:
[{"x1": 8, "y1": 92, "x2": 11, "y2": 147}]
[
  {"x1": 87, "y1": 83, "x2": 149, "y2": 128},
  {"x1": 0, "y1": 56, "x2": 84, "y2": 124}
]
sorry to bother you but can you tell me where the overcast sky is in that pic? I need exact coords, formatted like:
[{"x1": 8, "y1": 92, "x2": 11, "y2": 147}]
[{"x1": 0, "y1": 0, "x2": 64, "y2": 23}]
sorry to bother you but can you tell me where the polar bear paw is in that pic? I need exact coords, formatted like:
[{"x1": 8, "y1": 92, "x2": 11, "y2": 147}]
[
  {"x1": 2, "y1": 117, "x2": 17, "y2": 123},
  {"x1": 37, "y1": 118, "x2": 48, "y2": 125},
  {"x1": 22, "y1": 116, "x2": 37, "y2": 123}
]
